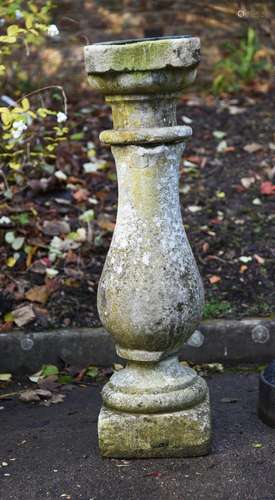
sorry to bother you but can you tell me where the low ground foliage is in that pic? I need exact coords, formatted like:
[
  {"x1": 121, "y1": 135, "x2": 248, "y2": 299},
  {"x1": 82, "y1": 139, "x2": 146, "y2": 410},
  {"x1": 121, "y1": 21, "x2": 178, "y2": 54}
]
[{"x1": 0, "y1": 8, "x2": 274, "y2": 331}]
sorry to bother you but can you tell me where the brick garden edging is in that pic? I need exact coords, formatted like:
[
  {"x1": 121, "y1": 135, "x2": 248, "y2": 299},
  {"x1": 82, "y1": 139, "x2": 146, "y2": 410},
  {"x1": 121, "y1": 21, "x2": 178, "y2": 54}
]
[{"x1": 0, "y1": 318, "x2": 275, "y2": 374}]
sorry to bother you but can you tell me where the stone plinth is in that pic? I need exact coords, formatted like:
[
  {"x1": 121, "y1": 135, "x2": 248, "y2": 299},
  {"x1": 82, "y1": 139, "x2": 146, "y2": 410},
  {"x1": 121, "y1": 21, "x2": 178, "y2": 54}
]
[{"x1": 84, "y1": 36, "x2": 211, "y2": 458}]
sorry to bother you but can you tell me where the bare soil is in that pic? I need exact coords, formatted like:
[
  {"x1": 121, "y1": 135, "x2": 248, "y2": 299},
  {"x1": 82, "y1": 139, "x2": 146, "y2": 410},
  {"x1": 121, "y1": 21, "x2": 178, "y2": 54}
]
[{"x1": 0, "y1": 87, "x2": 274, "y2": 331}]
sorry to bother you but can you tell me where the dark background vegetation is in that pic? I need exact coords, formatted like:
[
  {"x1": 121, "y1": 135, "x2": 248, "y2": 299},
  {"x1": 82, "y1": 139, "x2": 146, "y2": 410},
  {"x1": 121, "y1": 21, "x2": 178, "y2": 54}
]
[{"x1": 0, "y1": 0, "x2": 274, "y2": 332}]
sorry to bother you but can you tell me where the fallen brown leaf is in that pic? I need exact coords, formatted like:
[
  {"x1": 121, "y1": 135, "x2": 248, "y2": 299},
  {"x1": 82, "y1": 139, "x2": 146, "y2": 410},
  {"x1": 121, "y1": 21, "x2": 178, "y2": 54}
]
[
  {"x1": 41, "y1": 393, "x2": 66, "y2": 406},
  {"x1": 243, "y1": 143, "x2": 262, "y2": 154},
  {"x1": 73, "y1": 189, "x2": 90, "y2": 203},
  {"x1": 42, "y1": 220, "x2": 70, "y2": 236},
  {"x1": 19, "y1": 390, "x2": 40, "y2": 402},
  {"x1": 0, "y1": 392, "x2": 19, "y2": 400},
  {"x1": 35, "y1": 389, "x2": 52, "y2": 399},
  {"x1": 75, "y1": 368, "x2": 86, "y2": 382},
  {"x1": 97, "y1": 219, "x2": 115, "y2": 232},
  {"x1": 240, "y1": 265, "x2": 248, "y2": 273},
  {"x1": 235, "y1": 185, "x2": 246, "y2": 193},
  {"x1": 26, "y1": 246, "x2": 38, "y2": 268},
  {"x1": 260, "y1": 181, "x2": 275, "y2": 195},
  {"x1": 185, "y1": 155, "x2": 207, "y2": 167},
  {"x1": 202, "y1": 242, "x2": 209, "y2": 253},
  {"x1": 27, "y1": 176, "x2": 62, "y2": 195},
  {"x1": 209, "y1": 275, "x2": 221, "y2": 284},
  {"x1": 0, "y1": 321, "x2": 14, "y2": 333},
  {"x1": 251, "y1": 80, "x2": 271, "y2": 94},
  {"x1": 240, "y1": 177, "x2": 255, "y2": 189},
  {"x1": 224, "y1": 146, "x2": 236, "y2": 153},
  {"x1": 254, "y1": 254, "x2": 265, "y2": 265},
  {"x1": 25, "y1": 285, "x2": 51, "y2": 305},
  {"x1": 12, "y1": 305, "x2": 35, "y2": 327},
  {"x1": 38, "y1": 375, "x2": 59, "y2": 391},
  {"x1": 19, "y1": 387, "x2": 65, "y2": 406},
  {"x1": 144, "y1": 471, "x2": 162, "y2": 478}
]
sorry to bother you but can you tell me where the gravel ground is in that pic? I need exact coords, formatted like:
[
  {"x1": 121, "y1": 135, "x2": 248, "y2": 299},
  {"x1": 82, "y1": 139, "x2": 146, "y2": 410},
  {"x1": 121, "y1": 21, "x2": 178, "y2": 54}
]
[{"x1": 1, "y1": 371, "x2": 275, "y2": 500}]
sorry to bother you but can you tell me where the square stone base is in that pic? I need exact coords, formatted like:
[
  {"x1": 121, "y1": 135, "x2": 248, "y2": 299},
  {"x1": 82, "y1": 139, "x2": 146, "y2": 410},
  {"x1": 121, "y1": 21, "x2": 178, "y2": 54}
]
[{"x1": 98, "y1": 397, "x2": 211, "y2": 458}]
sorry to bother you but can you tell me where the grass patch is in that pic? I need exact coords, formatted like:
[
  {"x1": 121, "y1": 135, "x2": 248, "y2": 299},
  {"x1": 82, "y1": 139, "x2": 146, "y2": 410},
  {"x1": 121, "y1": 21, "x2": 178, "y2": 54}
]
[
  {"x1": 212, "y1": 27, "x2": 271, "y2": 94},
  {"x1": 203, "y1": 300, "x2": 232, "y2": 320}
]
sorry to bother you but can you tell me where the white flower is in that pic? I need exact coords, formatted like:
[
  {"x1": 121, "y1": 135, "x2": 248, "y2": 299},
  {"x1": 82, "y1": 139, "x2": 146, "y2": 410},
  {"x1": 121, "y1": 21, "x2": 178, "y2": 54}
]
[
  {"x1": 12, "y1": 129, "x2": 22, "y2": 139},
  {"x1": 57, "y1": 112, "x2": 67, "y2": 123},
  {"x1": 46, "y1": 268, "x2": 59, "y2": 279},
  {"x1": 239, "y1": 256, "x2": 252, "y2": 264},
  {"x1": 55, "y1": 170, "x2": 67, "y2": 181},
  {"x1": 15, "y1": 10, "x2": 23, "y2": 19},
  {"x1": 0, "y1": 216, "x2": 11, "y2": 225},
  {"x1": 0, "y1": 18, "x2": 5, "y2": 27},
  {"x1": 47, "y1": 24, "x2": 60, "y2": 38},
  {"x1": 11, "y1": 121, "x2": 27, "y2": 139},
  {"x1": 13, "y1": 121, "x2": 26, "y2": 130}
]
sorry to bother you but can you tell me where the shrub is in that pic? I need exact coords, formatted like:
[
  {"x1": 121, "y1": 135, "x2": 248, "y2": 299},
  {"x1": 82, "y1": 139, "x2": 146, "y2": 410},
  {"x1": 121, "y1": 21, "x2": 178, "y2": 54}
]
[
  {"x1": 0, "y1": 0, "x2": 68, "y2": 189},
  {"x1": 212, "y1": 27, "x2": 271, "y2": 95}
]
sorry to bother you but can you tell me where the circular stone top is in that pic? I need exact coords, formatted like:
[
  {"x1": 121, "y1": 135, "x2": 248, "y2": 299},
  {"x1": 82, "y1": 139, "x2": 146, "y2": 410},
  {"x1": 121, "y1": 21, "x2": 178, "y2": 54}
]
[{"x1": 84, "y1": 35, "x2": 200, "y2": 74}]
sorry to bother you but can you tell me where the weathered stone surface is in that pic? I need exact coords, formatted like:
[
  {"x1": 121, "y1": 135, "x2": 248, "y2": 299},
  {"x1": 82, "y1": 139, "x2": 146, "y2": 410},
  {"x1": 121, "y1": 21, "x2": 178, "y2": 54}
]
[
  {"x1": 98, "y1": 143, "x2": 204, "y2": 361},
  {"x1": 99, "y1": 393, "x2": 211, "y2": 458},
  {"x1": 100, "y1": 125, "x2": 192, "y2": 145},
  {"x1": 84, "y1": 36, "x2": 200, "y2": 73},
  {"x1": 102, "y1": 357, "x2": 207, "y2": 413},
  {"x1": 84, "y1": 35, "x2": 211, "y2": 458}
]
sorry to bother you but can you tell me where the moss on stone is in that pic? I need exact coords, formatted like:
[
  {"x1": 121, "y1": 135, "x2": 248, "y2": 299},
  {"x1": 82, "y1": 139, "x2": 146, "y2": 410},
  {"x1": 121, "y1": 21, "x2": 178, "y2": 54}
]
[
  {"x1": 84, "y1": 37, "x2": 200, "y2": 74},
  {"x1": 99, "y1": 396, "x2": 211, "y2": 458},
  {"x1": 85, "y1": 35, "x2": 210, "y2": 460}
]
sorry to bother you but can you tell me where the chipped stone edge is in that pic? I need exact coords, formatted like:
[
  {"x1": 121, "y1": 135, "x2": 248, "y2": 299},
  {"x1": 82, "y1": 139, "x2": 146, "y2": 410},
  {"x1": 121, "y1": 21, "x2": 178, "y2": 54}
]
[
  {"x1": 84, "y1": 37, "x2": 200, "y2": 74},
  {"x1": 100, "y1": 125, "x2": 192, "y2": 145},
  {"x1": 0, "y1": 318, "x2": 275, "y2": 374}
]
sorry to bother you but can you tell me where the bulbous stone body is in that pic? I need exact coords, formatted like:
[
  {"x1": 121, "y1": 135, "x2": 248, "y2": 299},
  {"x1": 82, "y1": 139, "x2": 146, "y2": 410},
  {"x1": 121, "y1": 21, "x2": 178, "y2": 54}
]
[
  {"x1": 98, "y1": 142, "x2": 204, "y2": 361},
  {"x1": 84, "y1": 36, "x2": 211, "y2": 458}
]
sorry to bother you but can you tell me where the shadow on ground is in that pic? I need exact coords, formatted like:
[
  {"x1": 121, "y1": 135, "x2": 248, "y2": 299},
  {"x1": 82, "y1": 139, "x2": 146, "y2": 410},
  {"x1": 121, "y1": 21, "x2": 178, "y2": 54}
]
[{"x1": 1, "y1": 372, "x2": 275, "y2": 500}]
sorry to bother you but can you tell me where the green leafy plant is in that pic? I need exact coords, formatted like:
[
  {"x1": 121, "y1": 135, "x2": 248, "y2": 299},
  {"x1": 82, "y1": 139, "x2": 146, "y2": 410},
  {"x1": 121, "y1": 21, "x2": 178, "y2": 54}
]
[
  {"x1": 86, "y1": 366, "x2": 99, "y2": 379},
  {"x1": 212, "y1": 27, "x2": 271, "y2": 95},
  {"x1": 203, "y1": 300, "x2": 232, "y2": 320},
  {"x1": 0, "y1": 1, "x2": 68, "y2": 184},
  {"x1": 0, "y1": 0, "x2": 54, "y2": 71}
]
